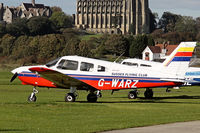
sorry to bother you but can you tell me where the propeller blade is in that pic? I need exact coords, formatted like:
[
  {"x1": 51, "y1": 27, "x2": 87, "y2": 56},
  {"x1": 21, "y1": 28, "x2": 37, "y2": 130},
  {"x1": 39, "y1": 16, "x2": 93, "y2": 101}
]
[{"x1": 10, "y1": 73, "x2": 18, "y2": 82}]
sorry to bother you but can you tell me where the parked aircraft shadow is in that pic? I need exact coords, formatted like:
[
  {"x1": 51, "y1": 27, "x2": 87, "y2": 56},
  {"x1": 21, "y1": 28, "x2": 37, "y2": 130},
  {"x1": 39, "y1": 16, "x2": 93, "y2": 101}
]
[
  {"x1": 77, "y1": 95, "x2": 200, "y2": 104},
  {"x1": 56, "y1": 95, "x2": 200, "y2": 104},
  {"x1": 140, "y1": 95, "x2": 200, "y2": 100}
]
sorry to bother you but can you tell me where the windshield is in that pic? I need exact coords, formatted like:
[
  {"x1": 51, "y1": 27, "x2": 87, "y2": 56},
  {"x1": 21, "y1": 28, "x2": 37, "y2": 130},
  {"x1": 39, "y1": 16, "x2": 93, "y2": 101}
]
[{"x1": 46, "y1": 57, "x2": 61, "y2": 67}]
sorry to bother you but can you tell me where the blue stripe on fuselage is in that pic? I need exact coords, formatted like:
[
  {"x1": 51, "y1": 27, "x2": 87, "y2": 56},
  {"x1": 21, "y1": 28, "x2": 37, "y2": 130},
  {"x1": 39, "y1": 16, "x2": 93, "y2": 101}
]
[{"x1": 172, "y1": 57, "x2": 191, "y2": 61}]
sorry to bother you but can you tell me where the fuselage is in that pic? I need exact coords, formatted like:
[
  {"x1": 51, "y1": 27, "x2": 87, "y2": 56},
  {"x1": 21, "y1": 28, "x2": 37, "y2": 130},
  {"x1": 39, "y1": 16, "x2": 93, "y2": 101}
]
[{"x1": 12, "y1": 56, "x2": 184, "y2": 90}]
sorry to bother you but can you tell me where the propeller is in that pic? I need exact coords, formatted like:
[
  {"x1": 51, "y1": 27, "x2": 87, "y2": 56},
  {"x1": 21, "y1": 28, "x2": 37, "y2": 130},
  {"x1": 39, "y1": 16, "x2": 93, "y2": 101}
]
[{"x1": 10, "y1": 73, "x2": 18, "y2": 82}]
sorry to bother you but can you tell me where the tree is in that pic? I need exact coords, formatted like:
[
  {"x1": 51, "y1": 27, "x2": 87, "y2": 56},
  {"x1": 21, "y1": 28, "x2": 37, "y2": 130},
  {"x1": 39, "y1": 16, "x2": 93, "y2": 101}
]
[
  {"x1": 61, "y1": 37, "x2": 80, "y2": 56},
  {"x1": 0, "y1": 34, "x2": 16, "y2": 56},
  {"x1": 158, "y1": 12, "x2": 181, "y2": 32},
  {"x1": 129, "y1": 35, "x2": 152, "y2": 58},
  {"x1": 78, "y1": 40, "x2": 93, "y2": 57},
  {"x1": 149, "y1": 12, "x2": 157, "y2": 33},
  {"x1": 0, "y1": 23, "x2": 6, "y2": 37},
  {"x1": 51, "y1": 6, "x2": 62, "y2": 13},
  {"x1": 196, "y1": 33, "x2": 200, "y2": 42},
  {"x1": 11, "y1": 36, "x2": 32, "y2": 60},
  {"x1": 196, "y1": 17, "x2": 200, "y2": 33},
  {"x1": 175, "y1": 16, "x2": 197, "y2": 33},
  {"x1": 6, "y1": 18, "x2": 29, "y2": 36},
  {"x1": 129, "y1": 23, "x2": 135, "y2": 34},
  {"x1": 27, "y1": 16, "x2": 55, "y2": 36},
  {"x1": 104, "y1": 34, "x2": 129, "y2": 56},
  {"x1": 50, "y1": 12, "x2": 73, "y2": 29}
]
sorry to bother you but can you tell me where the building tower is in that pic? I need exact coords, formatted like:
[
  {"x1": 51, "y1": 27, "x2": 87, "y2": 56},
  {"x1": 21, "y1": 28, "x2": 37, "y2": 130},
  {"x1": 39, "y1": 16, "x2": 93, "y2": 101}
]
[
  {"x1": 141, "y1": 0, "x2": 150, "y2": 33},
  {"x1": 75, "y1": 0, "x2": 151, "y2": 35}
]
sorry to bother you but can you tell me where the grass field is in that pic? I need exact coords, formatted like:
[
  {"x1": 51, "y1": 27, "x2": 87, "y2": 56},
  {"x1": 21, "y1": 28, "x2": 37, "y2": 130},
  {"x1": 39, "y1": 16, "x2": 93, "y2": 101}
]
[{"x1": 1, "y1": 71, "x2": 200, "y2": 133}]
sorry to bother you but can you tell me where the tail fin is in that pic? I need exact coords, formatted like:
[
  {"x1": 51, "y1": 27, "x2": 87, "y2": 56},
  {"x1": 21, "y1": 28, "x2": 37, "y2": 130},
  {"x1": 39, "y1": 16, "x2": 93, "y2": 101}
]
[{"x1": 162, "y1": 42, "x2": 196, "y2": 77}]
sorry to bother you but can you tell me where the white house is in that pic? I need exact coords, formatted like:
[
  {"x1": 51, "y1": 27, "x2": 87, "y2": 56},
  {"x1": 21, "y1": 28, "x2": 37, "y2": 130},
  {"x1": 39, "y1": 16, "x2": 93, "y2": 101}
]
[{"x1": 142, "y1": 44, "x2": 178, "y2": 62}]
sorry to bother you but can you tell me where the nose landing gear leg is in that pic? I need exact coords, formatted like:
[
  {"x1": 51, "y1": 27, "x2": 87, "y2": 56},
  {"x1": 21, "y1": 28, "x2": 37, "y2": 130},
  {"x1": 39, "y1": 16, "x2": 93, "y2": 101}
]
[{"x1": 28, "y1": 87, "x2": 38, "y2": 102}]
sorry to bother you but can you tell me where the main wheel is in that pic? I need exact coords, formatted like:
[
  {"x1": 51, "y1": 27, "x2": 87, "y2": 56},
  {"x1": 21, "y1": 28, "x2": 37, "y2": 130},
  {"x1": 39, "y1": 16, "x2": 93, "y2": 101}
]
[
  {"x1": 87, "y1": 93, "x2": 98, "y2": 102},
  {"x1": 144, "y1": 89, "x2": 153, "y2": 99},
  {"x1": 28, "y1": 93, "x2": 37, "y2": 102},
  {"x1": 65, "y1": 93, "x2": 76, "y2": 102},
  {"x1": 128, "y1": 91, "x2": 137, "y2": 99}
]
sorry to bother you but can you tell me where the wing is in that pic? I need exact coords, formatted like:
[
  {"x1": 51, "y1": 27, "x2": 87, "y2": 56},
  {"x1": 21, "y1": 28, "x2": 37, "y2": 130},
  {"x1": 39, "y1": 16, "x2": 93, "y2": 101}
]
[
  {"x1": 160, "y1": 78, "x2": 185, "y2": 83},
  {"x1": 29, "y1": 67, "x2": 89, "y2": 89}
]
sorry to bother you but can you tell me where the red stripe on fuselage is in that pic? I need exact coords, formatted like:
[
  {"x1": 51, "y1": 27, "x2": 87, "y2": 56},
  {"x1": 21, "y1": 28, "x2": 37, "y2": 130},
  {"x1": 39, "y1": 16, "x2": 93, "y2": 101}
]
[{"x1": 175, "y1": 52, "x2": 193, "y2": 57}]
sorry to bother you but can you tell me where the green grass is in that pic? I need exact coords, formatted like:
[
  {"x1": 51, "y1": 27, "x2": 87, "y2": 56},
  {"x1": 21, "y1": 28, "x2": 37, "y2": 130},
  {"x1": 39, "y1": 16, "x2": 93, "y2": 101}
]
[
  {"x1": 80, "y1": 34, "x2": 103, "y2": 41},
  {"x1": 1, "y1": 71, "x2": 200, "y2": 133}
]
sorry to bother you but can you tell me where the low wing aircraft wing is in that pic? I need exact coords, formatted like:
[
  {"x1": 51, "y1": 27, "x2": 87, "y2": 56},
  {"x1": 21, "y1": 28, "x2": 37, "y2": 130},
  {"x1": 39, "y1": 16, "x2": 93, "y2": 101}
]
[
  {"x1": 29, "y1": 67, "x2": 89, "y2": 89},
  {"x1": 160, "y1": 78, "x2": 185, "y2": 83}
]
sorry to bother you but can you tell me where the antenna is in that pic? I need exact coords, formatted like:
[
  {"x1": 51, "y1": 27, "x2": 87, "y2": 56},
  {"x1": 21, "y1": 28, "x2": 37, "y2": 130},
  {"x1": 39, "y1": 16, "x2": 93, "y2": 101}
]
[{"x1": 114, "y1": 52, "x2": 125, "y2": 63}]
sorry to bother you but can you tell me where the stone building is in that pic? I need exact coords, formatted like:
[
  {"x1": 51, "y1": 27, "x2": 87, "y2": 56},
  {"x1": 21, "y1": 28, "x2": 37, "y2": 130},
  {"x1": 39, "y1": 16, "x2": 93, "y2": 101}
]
[
  {"x1": 75, "y1": 0, "x2": 151, "y2": 34},
  {"x1": 0, "y1": 0, "x2": 52, "y2": 23}
]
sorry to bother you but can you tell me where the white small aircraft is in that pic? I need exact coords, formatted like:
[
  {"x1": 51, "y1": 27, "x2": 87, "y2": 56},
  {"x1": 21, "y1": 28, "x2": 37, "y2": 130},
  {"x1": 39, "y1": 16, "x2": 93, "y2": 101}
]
[{"x1": 11, "y1": 42, "x2": 197, "y2": 102}]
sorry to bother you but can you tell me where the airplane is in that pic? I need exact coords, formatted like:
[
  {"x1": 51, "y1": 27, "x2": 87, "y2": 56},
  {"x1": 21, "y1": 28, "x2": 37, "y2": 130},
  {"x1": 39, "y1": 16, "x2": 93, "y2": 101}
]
[{"x1": 10, "y1": 42, "x2": 197, "y2": 102}]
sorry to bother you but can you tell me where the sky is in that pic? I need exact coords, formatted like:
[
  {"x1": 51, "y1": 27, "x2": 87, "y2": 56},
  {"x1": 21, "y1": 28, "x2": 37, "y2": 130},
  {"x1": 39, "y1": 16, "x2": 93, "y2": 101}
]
[{"x1": 1, "y1": 0, "x2": 200, "y2": 18}]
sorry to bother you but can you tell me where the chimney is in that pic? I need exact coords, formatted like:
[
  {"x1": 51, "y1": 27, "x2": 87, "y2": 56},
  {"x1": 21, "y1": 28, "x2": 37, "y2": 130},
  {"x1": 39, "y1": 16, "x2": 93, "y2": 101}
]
[{"x1": 32, "y1": 0, "x2": 35, "y2": 6}]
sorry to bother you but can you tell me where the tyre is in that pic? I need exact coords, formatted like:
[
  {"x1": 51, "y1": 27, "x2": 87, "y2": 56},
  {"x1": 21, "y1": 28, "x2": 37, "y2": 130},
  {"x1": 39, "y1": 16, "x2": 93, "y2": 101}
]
[
  {"x1": 65, "y1": 93, "x2": 76, "y2": 102},
  {"x1": 28, "y1": 94, "x2": 37, "y2": 102},
  {"x1": 128, "y1": 91, "x2": 137, "y2": 99},
  {"x1": 144, "y1": 89, "x2": 153, "y2": 99},
  {"x1": 87, "y1": 93, "x2": 98, "y2": 102}
]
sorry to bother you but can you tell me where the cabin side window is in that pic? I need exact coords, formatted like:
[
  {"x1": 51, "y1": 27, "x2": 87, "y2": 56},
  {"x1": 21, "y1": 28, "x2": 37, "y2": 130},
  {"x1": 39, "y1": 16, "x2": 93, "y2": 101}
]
[
  {"x1": 140, "y1": 64, "x2": 151, "y2": 67},
  {"x1": 46, "y1": 57, "x2": 61, "y2": 67},
  {"x1": 57, "y1": 59, "x2": 78, "y2": 70},
  {"x1": 98, "y1": 65, "x2": 106, "y2": 72},
  {"x1": 122, "y1": 62, "x2": 138, "y2": 67},
  {"x1": 80, "y1": 62, "x2": 94, "y2": 72}
]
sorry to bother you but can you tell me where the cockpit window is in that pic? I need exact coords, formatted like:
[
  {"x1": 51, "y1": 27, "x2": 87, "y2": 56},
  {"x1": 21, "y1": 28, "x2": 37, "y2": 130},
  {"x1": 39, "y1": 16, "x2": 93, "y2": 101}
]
[
  {"x1": 46, "y1": 57, "x2": 61, "y2": 67},
  {"x1": 122, "y1": 62, "x2": 138, "y2": 67},
  {"x1": 80, "y1": 62, "x2": 94, "y2": 72},
  {"x1": 57, "y1": 59, "x2": 78, "y2": 70},
  {"x1": 98, "y1": 65, "x2": 106, "y2": 72}
]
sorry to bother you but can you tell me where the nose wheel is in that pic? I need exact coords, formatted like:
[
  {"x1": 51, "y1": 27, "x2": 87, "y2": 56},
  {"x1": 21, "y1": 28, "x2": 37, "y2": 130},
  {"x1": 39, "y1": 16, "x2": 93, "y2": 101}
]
[
  {"x1": 65, "y1": 93, "x2": 77, "y2": 102},
  {"x1": 28, "y1": 87, "x2": 38, "y2": 102},
  {"x1": 65, "y1": 87, "x2": 78, "y2": 102}
]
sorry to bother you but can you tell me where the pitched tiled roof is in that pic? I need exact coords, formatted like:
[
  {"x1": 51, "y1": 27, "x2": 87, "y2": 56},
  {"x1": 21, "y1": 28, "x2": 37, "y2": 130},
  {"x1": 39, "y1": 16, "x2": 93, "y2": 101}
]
[
  {"x1": 148, "y1": 44, "x2": 178, "y2": 55},
  {"x1": 148, "y1": 46, "x2": 161, "y2": 53},
  {"x1": 155, "y1": 44, "x2": 178, "y2": 55},
  {"x1": 23, "y1": 3, "x2": 45, "y2": 10}
]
